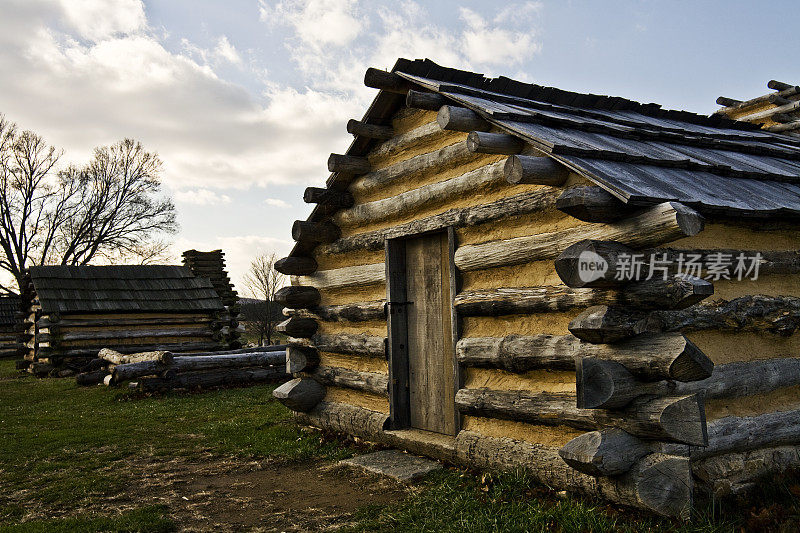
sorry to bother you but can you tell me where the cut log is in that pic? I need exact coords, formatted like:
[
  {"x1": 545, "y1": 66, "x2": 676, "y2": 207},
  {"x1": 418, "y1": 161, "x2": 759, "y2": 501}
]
[
  {"x1": 768, "y1": 80, "x2": 795, "y2": 91},
  {"x1": 350, "y1": 141, "x2": 473, "y2": 196},
  {"x1": 54, "y1": 342, "x2": 225, "y2": 358},
  {"x1": 558, "y1": 429, "x2": 650, "y2": 476},
  {"x1": 187, "y1": 345, "x2": 287, "y2": 357},
  {"x1": 322, "y1": 188, "x2": 560, "y2": 255},
  {"x1": 140, "y1": 366, "x2": 286, "y2": 392},
  {"x1": 455, "y1": 202, "x2": 704, "y2": 272},
  {"x1": 363, "y1": 68, "x2": 412, "y2": 93},
  {"x1": 98, "y1": 348, "x2": 173, "y2": 366},
  {"x1": 56, "y1": 329, "x2": 217, "y2": 343},
  {"x1": 293, "y1": 262, "x2": 385, "y2": 290},
  {"x1": 576, "y1": 358, "x2": 667, "y2": 409},
  {"x1": 622, "y1": 274, "x2": 713, "y2": 310},
  {"x1": 715, "y1": 96, "x2": 742, "y2": 107},
  {"x1": 274, "y1": 256, "x2": 318, "y2": 276},
  {"x1": 456, "y1": 431, "x2": 692, "y2": 519},
  {"x1": 75, "y1": 369, "x2": 110, "y2": 386},
  {"x1": 457, "y1": 332, "x2": 713, "y2": 382},
  {"x1": 504, "y1": 155, "x2": 571, "y2": 186},
  {"x1": 568, "y1": 305, "x2": 651, "y2": 344},
  {"x1": 307, "y1": 366, "x2": 389, "y2": 396},
  {"x1": 111, "y1": 351, "x2": 285, "y2": 383},
  {"x1": 555, "y1": 186, "x2": 633, "y2": 222},
  {"x1": 292, "y1": 220, "x2": 340, "y2": 244},
  {"x1": 694, "y1": 445, "x2": 800, "y2": 497},
  {"x1": 406, "y1": 89, "x2": 446, "y2": 110},
  {"x1": 437, "y1": 105, "x2": 491, "y2": 132},
  {"x1": 295, "y1": 400, "x2": 389, "y2": 439},
  {"x1": 286, "y1": 345, "x2": 320, "y2": 373},
  {"x1": 346, "y1": 119, "x2": 393, "y2": 139},
  {"x1": 308, "y1": 332, "x2": 385, "y2": 358},
  {"x1": 670, "y1": 357, "x2": 800, "y2": 402},
  {"x1": 769, "y1": 93, "x2": 793, "y2": 106},
  {"x1": 275, "y1": 317, "x2": 318, "y2": 338},
  {"x1": 303, "y1": 187, "x2": 354, "y2": 209},
  {"x1": 455, "y1": 388, "x2": 707, "y2": 446},
  {"x1": 335, "y1": 160, "x2": 505, "y2": 227},
  {"x1": 327, "y1": 153, "x2": 370, "y2": 174},
  {"x1": 284, "y1": 300, "x2": 386, "y2": 322},
  {"x1": 274, "y1": 286, "x2": 321, "y2": 309},
  {"x1": 273, "y1": 378, "x2": 326, "y2": 412},
  {"x1": 466, "y1": 131, "x2": 524, "y2": 154}
]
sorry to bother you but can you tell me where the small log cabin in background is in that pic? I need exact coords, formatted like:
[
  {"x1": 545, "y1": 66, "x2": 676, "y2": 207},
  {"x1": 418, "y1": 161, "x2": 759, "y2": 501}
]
[
  {"x1": 19, "y1": 262, "x2": 238, "y2": 374},
  {"x1": 272, "y1": 58, "x2": 800, "y2": 518},
  {"x1": 0, "y1": 295, "x2": 24, "y2": 359}
]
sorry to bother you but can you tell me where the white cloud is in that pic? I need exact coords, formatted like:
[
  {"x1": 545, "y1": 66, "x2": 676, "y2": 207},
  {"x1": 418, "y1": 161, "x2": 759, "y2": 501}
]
[
  {"x1": 57, "y1": 0, "x2": 147, "y2": 42},
  {"x1": 460, "y1": 3, "x2": 543, "y2": 67},
  {"x1": 264, "y1": 198, "x2": 291, "y2": 208},
  {"x1": 213, "y1": 35, "x2": 242, "y2": 65},
  {"x1": 260, "y1": 0, "x2": 364, "y2": 48},
  {"x1": 174, "y1": 188, "x2": 232, "y2": 205}
]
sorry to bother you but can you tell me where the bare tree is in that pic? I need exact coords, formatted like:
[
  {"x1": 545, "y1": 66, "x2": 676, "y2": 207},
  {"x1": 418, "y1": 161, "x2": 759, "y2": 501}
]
[
  {"x1": 0, "y1": 114, "x2": 178, "y2": 294},
  {"x1": 243, "y1": 252, "x2": 285, "y2": 346}
]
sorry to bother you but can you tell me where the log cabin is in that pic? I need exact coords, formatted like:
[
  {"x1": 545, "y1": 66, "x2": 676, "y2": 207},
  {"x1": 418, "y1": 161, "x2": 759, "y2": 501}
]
[
  {"x1": 0, "y1": 295, "x2": 23, "y2": 359},
  {"x1": 272, "y1": 58, "x2": 800, "y2": 518},
  {"x1": 19, "y1": 264, "x2": 233, "y2": 374}
]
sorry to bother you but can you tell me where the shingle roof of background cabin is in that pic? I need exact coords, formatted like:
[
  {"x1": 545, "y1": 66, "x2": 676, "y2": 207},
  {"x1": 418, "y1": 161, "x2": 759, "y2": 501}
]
[
  {"x1": 27, "y1": 265, "x2": 225, "y2": 314},
  {"x1": 0, "y1": 296, "x2": 19, "y2": 327},
  {"x1": 291, "y1": 59, "x2": 800, "y2": 258}
]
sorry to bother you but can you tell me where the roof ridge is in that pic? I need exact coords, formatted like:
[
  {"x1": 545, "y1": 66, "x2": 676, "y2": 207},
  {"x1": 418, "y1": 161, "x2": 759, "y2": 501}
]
[{"x1": 391, "y1": 58, "x2": 760, "y2": 132}]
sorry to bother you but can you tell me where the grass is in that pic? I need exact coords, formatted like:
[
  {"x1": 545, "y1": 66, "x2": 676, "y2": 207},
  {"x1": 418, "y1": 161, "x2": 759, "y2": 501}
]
[{"x1": 2, "y1": 358, "x2": 799, "y2": 531}]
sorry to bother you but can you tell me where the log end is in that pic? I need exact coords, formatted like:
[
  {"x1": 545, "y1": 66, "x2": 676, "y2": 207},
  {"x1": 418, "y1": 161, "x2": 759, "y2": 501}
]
[
  {"x1": 668, "y1": 202, "x2": 705, "y2": 237},
  {"x1": 569, "y1": 305, "x2": 647, "y2": 344},
  {"x1": 669, "y1": 337, "x2": 714, "y2": 382},
  {"x1": 576, "y1": 357, "x2": 637, "y2": 409},
  {"x1": 661, "y1": 394, "x2": 708, "y2": 447},
  {"x1": 633, "y1": 454, "x2": 693, "y2": 519},
  {"x1": 286, "y1": 345, "x2": 320, "y2": 373},
  {"x1": 273, "y1": 377, "x2": 325, "y2": 412},
  {"x1": 275, "y1": 256, "x2": 318, "y2": 276},
  {"x1": 558, "y1": 429, "x2": 648, "y2": 476},
  {"x1": 555, "y1": 186, "x2": 630, "y2": 223}
]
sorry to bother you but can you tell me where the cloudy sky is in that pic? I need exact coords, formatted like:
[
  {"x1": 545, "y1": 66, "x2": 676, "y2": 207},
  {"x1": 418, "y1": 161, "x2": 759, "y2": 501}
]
[{"x1": 0, "y1": 0, "x2": 797, "y2": 295}]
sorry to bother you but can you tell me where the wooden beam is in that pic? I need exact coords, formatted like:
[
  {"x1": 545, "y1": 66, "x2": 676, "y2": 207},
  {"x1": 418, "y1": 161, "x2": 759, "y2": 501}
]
[
  {"x1": 569, "y1": 305, "x2": 651, "y2": 343},
  {"x1": 466, "y1": 131, "x2": 524, "y2": 154},
  {"x1": 768, "y1": 94, "x2": 793, "y2": 106},
  {"x1": 350, "y1": 141, "x2": 473, "y2": 197},
  {"x1": 437, "y1": 106, "x2": 491, "y2": 132},
  {"x1": 303, "y1": 187, "x2": 354, "y2": 209},
  {"x1": 273, "y1": 378, "x2": 325, "y2": 412},
  {"x1": 455, "y1": 388, "x2": 708, "y2": 446},
  {"x1": 295, "y1": 401, "x2": 389, "y2": 440},
  {"x1": 558, "y1": 429, "x2": 650, "y2": 476},
  {"x1": 307, "y1": 366, "x2": 389, "y2": 397},
  {"x1": 716, "y1": 96, "x2": 742, "y2": 107},
  {"x1": 457, "y1": 332, "x2": 713, "y2": 382},
  {"x1": 346, "y1": 119, "x2": 393, "y2": 139},
  {"x1": 454, "y1": 202, "x2": 704, "y2": 272},
  {"x1": 406, "y1": 89, "x2": 447, "y2": 110},
  {"x1": 504, "y1": 155, "x2": 570, "y2": 186},
  {"x1": 274, "y1": 286, "x2": 321, "y2": 309},
  {"x1": 302, "y1": 332, "x2": 386, "y2": 358},
  {"x1": 335, "y1": 160, "x2": 505, "y2": 227},
  {"x1": 576, "y1": 358, "x2": 666, "y2": 409},
  {"x1": 653, "y1": 295, "x2": 800, "y2": 335},
  {"x1": 695, "y1": 445, "x2": 800, "y2": 497},
  {"x1": 274, "y1": 256, "x2": 318, "y2": 276},
  {"x1": 556, "y1": 186, "x2": 633, "y2": 222},
  {"x1": 363, "y1": 68, "x2": 412, "y2": 93},
  {"x1": 327, "y1": 153, "x2": 370, "y2": 174},
  {"x1": 322, "y1": 188, "x2": 560, "y2": 256},
  {"x1": 286, "y1": 345, "x2": 319, "y2": 373},
  {"x1": 99, "y1": 349, "x2": 173, "y2": 365},
  {"x1": 276, "y1": 316, "x2": 318, "y2": 338},
  {"x1": 293, "y1": 262, "x2": 385, "y2": 290},
  {"x1": 291, "y1": 220, "x2": 340, "y2": 244},
  {"x1": 623, "y1": 274, "x2": 713, "y2": 310},
  {"x1": 284, "y1": 300, "x2": 386, "y2": 322},
  {"x1": 769, "y1": 80, "x2": 794, "y2": 91},
  {"x1": 456, "y1": 431, "x2": 692, "y2": 518}
]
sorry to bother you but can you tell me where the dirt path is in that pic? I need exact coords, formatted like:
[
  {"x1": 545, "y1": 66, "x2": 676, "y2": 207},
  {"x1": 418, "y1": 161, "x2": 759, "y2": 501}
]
[{"x1": 113, "y1": 454, "x2": 408, "y2": 531}]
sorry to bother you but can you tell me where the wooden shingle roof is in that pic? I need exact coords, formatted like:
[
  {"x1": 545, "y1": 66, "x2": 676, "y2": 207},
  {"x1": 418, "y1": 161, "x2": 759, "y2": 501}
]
[
  {"x1": 0, "y1": 296, "x2": 19, "y2": 327},
  {"x1": 28, "y1": 265, "x2": 225, "y2": 314}
]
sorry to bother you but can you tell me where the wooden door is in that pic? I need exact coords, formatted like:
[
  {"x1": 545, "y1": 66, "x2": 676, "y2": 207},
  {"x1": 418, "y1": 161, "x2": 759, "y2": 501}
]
[{"x1": 401, "y1": 232, "x2": 456, "y2": 435}]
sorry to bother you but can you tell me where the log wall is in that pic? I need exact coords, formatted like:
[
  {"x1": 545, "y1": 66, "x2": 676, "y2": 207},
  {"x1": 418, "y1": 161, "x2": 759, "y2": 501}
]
[{"x1": 280, "y1": 101, "x2": 800, "y2": 515}]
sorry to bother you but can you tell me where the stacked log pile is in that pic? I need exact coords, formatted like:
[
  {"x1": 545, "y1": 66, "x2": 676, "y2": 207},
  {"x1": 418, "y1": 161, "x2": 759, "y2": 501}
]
[
  {"x1": 183, "y1": 249, "x2": 243, "y2": 349},
  {"x1": 75, "y1": 345, "x2": 288, "y2": 391},
  {"x1": 0, "y1": 296, "x2": 25, "y2": 359},
  {"x1": 716, "y1": 79, "x2": 800, "y2": 135},
  {"x1": 270, "y1": 64, "x2": 800, "y2": 518}
]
